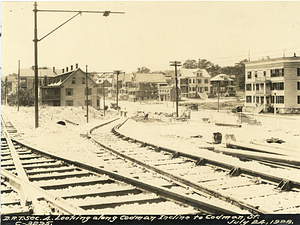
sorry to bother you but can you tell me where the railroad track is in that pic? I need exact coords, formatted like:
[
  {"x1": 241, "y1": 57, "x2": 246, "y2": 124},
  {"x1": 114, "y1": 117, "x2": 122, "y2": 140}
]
[
  {"x1": 1, "y1": 117, "x2": 244, "y2": 215},
  {"x1": 89, "y1": 118, "x2": 300, "y2": 214}
]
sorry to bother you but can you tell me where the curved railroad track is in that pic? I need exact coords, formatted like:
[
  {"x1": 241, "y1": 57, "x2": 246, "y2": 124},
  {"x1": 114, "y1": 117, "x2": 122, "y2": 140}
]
[
  {"x1": 1, "y1": 117, "x2": 244, "y2": 215},
  {"x1": 89, "y1": 117, "x2": 300, "y2": 214}
]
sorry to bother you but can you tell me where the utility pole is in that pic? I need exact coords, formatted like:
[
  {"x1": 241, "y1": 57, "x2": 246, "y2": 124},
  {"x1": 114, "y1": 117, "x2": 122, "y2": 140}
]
[
  {"x1": 103, "y1": 81, "x2": 106, "y2": 116},
  {"x1": 169, "y1": 61, "x2": 181, "y2": 117},
  {"x1": 114, "y1": 70, "x2": 122, "y2": 109},
  {"x1": 34, "y1": 2, "x2": 39, "y2": 127},
  {"x1": 5, "y1": 76, "x2": 7, "y2": 105},
  {"x1": 86, "y1": 65, "x2": 89, "y2": 123},
  {"x1": 217, "y1": 82, "x2": 220, "y2": 112},
  {"x1": 17, "y1": 60, "x2": 20, "y2": 111},
  {"x1": 274, "y1": 90, "x2": 277, "y2": 129},
  {"x1": 32, "y1": 1, "x2": 124, "y2": 128}
]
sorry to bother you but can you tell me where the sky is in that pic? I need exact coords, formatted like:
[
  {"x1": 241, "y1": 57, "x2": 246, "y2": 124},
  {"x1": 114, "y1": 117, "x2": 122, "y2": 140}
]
[{"x1": 1, "y1": 1, "x2": 300, "y2": 76}]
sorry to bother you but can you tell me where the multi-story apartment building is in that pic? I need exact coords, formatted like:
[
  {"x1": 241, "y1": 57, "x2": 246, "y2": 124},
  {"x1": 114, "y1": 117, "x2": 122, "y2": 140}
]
[
  {"x1": 244, "y1": 55, "x2": 300, "y2": 113},
  {"x1": 178, "y1": 68, "x2": 211, "y2": 99}
]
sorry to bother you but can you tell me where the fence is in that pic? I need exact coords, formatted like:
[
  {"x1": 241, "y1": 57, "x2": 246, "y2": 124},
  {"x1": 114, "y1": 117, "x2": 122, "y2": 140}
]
[{"x1": 190, "y1": 110, "x2": 300, "y2": 131}]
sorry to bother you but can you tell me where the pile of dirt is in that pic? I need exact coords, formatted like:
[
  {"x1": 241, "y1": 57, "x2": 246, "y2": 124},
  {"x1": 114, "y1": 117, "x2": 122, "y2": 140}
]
[{"x1": 179, "y1": 101, "x2": 242, "y2": 111}]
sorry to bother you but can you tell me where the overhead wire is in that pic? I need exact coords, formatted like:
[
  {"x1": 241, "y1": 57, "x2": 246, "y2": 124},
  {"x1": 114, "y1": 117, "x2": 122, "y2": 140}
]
[{"x1": 105, "y1": 17, "x2": 119, "y2": 69}]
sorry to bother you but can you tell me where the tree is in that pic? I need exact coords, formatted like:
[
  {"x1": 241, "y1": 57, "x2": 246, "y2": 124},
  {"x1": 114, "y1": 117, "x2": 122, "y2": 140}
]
[
  {"x1": 198, "y1": 58, "x2": 213, "y2": 69},
  {"x1": 137, "y1": 67, "x2": 150, "y2": 73},
  {"x1": 7, "y1": 89, "x2": 34, "y2": 106},
  {"x1": 183, "y1": 59, "x2": 198, "y2": 69},
  {"x1": 207, "y1": 64, "x2": 222, "y2": 77}
]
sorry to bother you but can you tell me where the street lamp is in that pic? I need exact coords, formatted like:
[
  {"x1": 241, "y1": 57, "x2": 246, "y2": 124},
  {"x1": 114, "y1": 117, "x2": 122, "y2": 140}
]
[{"x1": 33, "y1": 2, "x2": 124, "y2": 127}]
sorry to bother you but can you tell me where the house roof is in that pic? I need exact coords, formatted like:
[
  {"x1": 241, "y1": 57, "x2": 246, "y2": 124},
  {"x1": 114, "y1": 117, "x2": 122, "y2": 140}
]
[
  {"x1": 122, "y1": 73, "x2": 133, "y2": 83},
  {"x1": 179, "y1": 68, "x2": 211, "y2": 78},
  {"x1": 134, "y1": 73, "x2": 167, "y2": 83},
  {"x1": 48, "y1": 68, "x2": 97, "y2": 87},
  {"x1": 20, "y1": 68, "x2": 63, "y2": 77},
  {"x1": 96, "y1": 78, "x2": 113, "y2": 84},
  {"x1": 210, "y1": 74, "x2": 233, "y2": 82}
]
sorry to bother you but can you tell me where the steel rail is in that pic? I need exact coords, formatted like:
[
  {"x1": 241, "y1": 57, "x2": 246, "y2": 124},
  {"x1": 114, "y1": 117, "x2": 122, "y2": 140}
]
[
  {"x1": 10, "y1": 137, "x2": 240, "y2": 214},
  {"x1": 1, "y1": 117, "x2": 37, "y2": 213},
  {"x1": 4, "y1": 117, "x2": 239, "y2": 214},
  {"x1": 112, "y1": 119, "x2": 300, "y2": 190},
  {"x1": 87, "y1": 118, "x2": 300, "y2": 213},
  {"x1": 90, "y1": 127, "x2": 268, "y2": 214},
  {"x1": 1, "y1": 168, "x2": 86, "y2": 214}
]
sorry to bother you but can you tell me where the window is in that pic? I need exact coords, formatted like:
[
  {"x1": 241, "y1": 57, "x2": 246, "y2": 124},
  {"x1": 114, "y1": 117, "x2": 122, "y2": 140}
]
[
  {"x1": 256, "y1": 97, "x2": 259, "y2": 103},
  {"x1": 204, "y1": 87, "x2": 208, "y2": 92},
  {"x1": 84, "y1": 100, "x2": 92, "y2": 106},
  {"x1": 246, "y1": 96, "x2": 252, "y2": 103},
  {"x1": 66, "y1": 88, "x2": 73, "y2": 96},
  {"x1": 197, "y1": 79, "x2": 202, "y2": 84},
  {"x1": 66, "y1": 100, "x2": 73, "y2": 106},
  {"x1": 271, "y1": 96, "x2": 284, "y2": 104},
  {"x1": 246, "y1": 84, "x2": 251, "y2": 91},
  {"x1": 271, "y1": 82, "x2": 284, "y2": 90},
  {"x1": 276, "y1": 96, "x2": 284, "y2": 104},
  {"x1": 255, "y1": 71, "x2": 258, "y2": 78},
  {"x1": 247, "y1": 71, "x2": 252, "y2": 79},
  {"x1": 72, "y1": 77, "x2": 76, "y2": 84},
  {"x1": 298, "y1": 96, "x2": 300, "y2": 104},
  {"x1": 204, "y1": 79, "x2": 208, "y2": 84},
  {"x1": 271, "y1": 68, "x2": 284, "y2": 77},
  {"x1": 263, "y1": 71, "x2": 266, "y2": 76},
  {"x1": 84, "y1": 88, "x2": 92, "y2": 95},
  {"x1": 298, "y1": 82, "x2": 300, "y2": 90},
  {"x1": 82, "y1": 77, "x2": 85, "y2": 84},
  {"x1": 298, "y1": 68, "x2": 300, "y2": 76},
  {"x1": 256, "y1": 84, "x2": 259, "y2": 91}
]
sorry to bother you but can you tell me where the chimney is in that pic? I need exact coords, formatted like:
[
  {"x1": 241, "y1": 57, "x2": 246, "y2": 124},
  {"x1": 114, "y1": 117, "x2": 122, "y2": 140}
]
[
  {"x1": 53, "y1": 67, "x2": 56, "y2": 74},
  {"x1": 76, "y1": 63, "x2": 78, "y2": 69},
  {"x1": 71, "y1": 65, "x2": 73, "y2": 70},
  {"x1": 62, "y1": 68, "x2": 65, "y2": 73},
  {"x1": 66, "y1": 67, "x2": 68, "y2": 72}
]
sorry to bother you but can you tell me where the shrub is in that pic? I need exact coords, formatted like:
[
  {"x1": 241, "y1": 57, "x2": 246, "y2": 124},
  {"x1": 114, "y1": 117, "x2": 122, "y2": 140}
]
[{"x1": 7, "y1": 89, "x2": 34, "y2": 106}]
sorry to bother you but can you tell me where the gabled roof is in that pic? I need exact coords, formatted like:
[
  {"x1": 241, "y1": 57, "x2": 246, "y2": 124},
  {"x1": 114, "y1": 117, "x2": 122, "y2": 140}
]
[
  {"x1": 96, "y1": 78, "x2": 112, "y2": 84},
  {"x1": 210, "y1": 74, "x2": 233, "y2": 82},
  {"x1": 179, "y1": 68, "x2": 211, "y2": 78},
  {"x1": 134, "y1": 73, "x2": 167, "y2": 83},
  {"x1": 20, "y1": 68, "x2": 63, "y2": 77},
  {"x1": 48, "y1": 68, "x2": 97, "y2": 87}
]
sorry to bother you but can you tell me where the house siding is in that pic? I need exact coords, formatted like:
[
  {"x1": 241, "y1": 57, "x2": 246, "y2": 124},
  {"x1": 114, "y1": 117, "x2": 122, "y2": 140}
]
[{"x1": 245, "y1": 57, "x2": 300, "y2": 113}]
